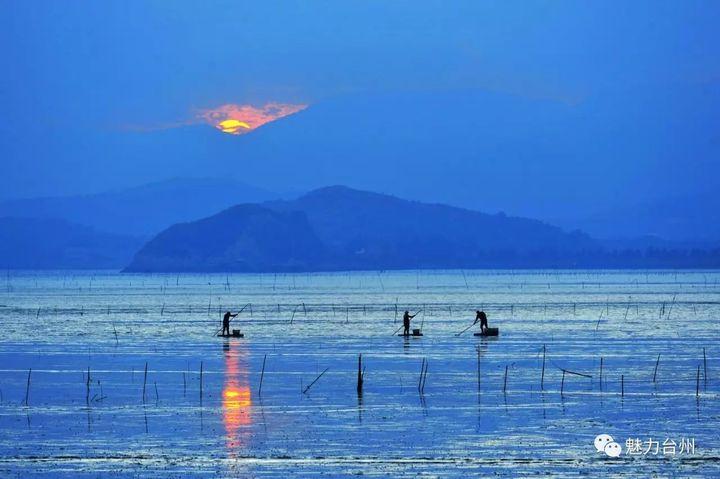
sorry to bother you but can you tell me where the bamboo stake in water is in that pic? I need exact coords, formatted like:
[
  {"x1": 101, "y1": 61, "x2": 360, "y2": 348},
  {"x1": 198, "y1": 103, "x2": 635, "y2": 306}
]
[
  {"x1": 290, "y1": 304, "x2": 299, "y2": 324},
  {"x1": 259, "y1": 354, "x2": 267, "y2": 396},
  {"x1": 86, "y1": 367, "x2": 90, "y2": 405},
  {"x1": 599, "y1": 357, "x2": 603, "y2": 390},
  {"x1": 621, "y1": 374, "x2": 624, "y2": 398},
  {"x1": 541, "y1": 345, "x2": 546, "y2": 391},
  {"x1": 696, "y1": 365, "x2": 700, "y2": 398},
  {"x1": 421, "y1": 360, "x2": 428, "y2": 394},
  {"x1": 503, "y1": 365, "x2": 508, "y2": 394},
  {"x1": 24, "y1": 368, "x2": 31, "y2": 406},
  {"x1": 200, "y1": 361, "x2": 203, "y2": 403},
  {"x1": 142, "y1": 362, "x2": 148, "y2": 403},
  {"x1": 416, "y1": 358, "x2": 429, "y2": 394},
  {"x1": 356, "y1": 354, "x2": 363, "y2": 395},
  {"x1": 653, "y1": 354, "x2": 661, "y2": 383},
  {"x1": 476, "y1": 348, "x2": 481, "y2": 392}
]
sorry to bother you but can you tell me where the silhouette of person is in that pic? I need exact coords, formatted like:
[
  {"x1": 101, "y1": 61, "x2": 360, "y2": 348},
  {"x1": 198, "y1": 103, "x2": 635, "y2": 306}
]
[
  {"x1": 475, "y1": 310, "x2": 488, "y2": 334},
  {"x1": 402, "y1": 310, "x2": 417, "y2": 336},
  {"x1": 222, "y1": 311, "x2": 238, "y2": 336}
]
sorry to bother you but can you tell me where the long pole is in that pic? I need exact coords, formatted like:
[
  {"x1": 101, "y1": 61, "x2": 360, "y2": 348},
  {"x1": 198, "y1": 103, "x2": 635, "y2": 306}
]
[
  {"x1": 214, "y1": 303, "x2": 251, "y2": 336},
  {"x1": 456, "y1": 320, "x2": 477, "y2": 337},
  {"x1": 302, "y1": 368, "x2": 329, "y2": 394},
  {"x1": 392, "y1": 311, "x2": 422, "y2": 336}
]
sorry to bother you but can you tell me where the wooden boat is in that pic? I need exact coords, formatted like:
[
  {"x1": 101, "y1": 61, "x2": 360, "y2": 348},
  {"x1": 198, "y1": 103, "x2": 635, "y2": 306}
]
[
  {"x1": 399, "y1": 329, "x2": 424, "y2": 337},
  {"x1": 474, "y1": 327, "x2": 499, "y2": 337},
  {"x1": 217, "y1": 330, "x2": 244, "y2": 338}
]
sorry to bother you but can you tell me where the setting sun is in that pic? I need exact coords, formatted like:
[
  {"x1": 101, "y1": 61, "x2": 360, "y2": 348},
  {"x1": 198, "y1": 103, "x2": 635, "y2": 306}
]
[{"x1": 217, "y1": 119, "x2": 251, "y2": 134}]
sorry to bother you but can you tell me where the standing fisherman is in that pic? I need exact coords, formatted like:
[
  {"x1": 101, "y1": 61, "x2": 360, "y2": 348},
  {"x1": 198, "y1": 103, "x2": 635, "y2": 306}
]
[
  {"x1": 475, "y1": 310, "x2": 489, "y2": 334},
  {"x1": 222, "y1": 310, "x2": 238, "y2": 336},
  {"x1": 402, "y1": 310, "x2": 417, "y2": 336}
]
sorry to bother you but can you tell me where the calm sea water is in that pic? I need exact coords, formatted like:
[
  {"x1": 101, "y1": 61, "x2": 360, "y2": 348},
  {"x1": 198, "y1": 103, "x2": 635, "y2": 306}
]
[{"x1": 0, "y1": 270, "x2": 719, "y2": 477}]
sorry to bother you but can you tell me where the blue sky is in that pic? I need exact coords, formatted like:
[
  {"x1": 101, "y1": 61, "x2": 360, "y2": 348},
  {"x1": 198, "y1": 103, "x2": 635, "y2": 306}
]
[
  {"x1": 1, "y1": 1, "x2": 719, "y2": 232},
  {"x1": 3, "y1": 1, "x2": 718, "y2": 129}
]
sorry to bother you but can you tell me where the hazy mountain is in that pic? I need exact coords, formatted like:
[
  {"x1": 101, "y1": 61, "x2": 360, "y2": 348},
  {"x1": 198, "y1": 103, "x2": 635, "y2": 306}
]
[
  {"x1": 126, "y1": 204, "x2": 324, "y2": 272},
  {"x1": 554, "y1": 190, "x2": 720, "y2": 242},
  {"x1": 0, "y1": 217, "x2": 142, "y2": 269},
  {"x1": 0, "y1": 178, "x2": 279, "y2": 237},
  {"x1": 265, "y1": 186, "x2": 596, "y2": 270},
  {"x1": 125, "y1": 185, "x2": 620, "y2": 272}
]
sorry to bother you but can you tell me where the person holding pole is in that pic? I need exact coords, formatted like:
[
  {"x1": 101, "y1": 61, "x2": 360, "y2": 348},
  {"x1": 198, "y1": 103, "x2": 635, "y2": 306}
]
[
  {"x1": 476, "y1": 310, "x2": 488, "y2": 334},
  {"x1": 402, "y1": 310, "x2": 417, "y2": 336},
  {"x1": 221, "y1": 311, "x2": 238, "y2": 336}
]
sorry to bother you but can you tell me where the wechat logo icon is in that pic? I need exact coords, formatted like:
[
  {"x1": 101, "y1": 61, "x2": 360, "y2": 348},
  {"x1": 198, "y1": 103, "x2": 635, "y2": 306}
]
[{"x1": 595, "y1": 434, "x2": 622, "y2": 458}]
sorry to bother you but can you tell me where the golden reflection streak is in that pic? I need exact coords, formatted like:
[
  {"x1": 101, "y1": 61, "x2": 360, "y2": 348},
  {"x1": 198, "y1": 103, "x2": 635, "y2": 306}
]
[{"x1": 222, "y1": 341, "x2": 252, "y2": 456}]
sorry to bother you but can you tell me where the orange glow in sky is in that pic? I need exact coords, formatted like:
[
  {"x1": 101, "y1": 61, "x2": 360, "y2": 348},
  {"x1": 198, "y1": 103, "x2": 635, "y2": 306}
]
[{"x1": 200, "y1": 102, "x2": 307, "y2": 135}]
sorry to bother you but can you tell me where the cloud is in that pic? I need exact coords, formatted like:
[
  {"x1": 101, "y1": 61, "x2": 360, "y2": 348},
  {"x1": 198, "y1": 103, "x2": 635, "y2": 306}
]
[{"x1": 198, "y1": 103, "x2": 308, "y2": 135}]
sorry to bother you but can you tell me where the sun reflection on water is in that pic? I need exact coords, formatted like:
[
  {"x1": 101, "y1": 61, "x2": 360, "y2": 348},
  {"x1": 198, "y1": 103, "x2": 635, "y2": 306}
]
[{"x1": 222, "y1": 341, "x2": 252, "y2": 455}]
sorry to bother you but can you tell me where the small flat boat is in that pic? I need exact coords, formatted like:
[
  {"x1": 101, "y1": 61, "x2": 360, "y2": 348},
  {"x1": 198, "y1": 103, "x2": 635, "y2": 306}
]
[
  {"x1": 218, "y1": 329, "x2": 244, "y2": 338},
  {"x1": 474, "y1": 327, "x2": 499, "y2": 337},
  {"x1": 399, "y1": 329, "x2": 424, "y2": 337}
]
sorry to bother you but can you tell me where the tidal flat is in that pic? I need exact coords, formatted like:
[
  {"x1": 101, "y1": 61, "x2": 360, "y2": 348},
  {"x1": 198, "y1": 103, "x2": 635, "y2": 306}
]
[{"x1": 0, "y1": 270, "x2": 718, "y2": 477}]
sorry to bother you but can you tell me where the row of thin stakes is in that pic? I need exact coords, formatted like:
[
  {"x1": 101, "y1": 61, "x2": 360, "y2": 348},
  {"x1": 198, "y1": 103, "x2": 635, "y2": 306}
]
[
  {"x1": 23, "y1": 295, "x2": 713, "y2": 322},
  {"x1": 18, "y1": 348, "x2": 710, "y2": 408}
]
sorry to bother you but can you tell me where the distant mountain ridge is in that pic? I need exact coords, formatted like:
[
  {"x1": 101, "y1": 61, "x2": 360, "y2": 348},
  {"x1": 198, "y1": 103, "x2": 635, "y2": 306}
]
[
  {"x1": 128, "y1": 204, "x2": 324, "y2": 272},
  {"x1": 0, "y1": 217, "x2": 142, "y2": 269},
  {"x1": 0, "y1": 178, "x2": 279, "y2": 237},
  {"x1": 125, "y1": 186, "x2": 720, "y2": 272},
  {"x1": 265, "y1": 186, "x2": 595, "y2": 269}
]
